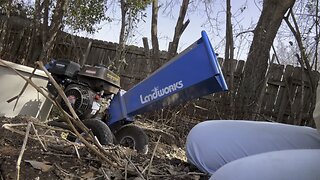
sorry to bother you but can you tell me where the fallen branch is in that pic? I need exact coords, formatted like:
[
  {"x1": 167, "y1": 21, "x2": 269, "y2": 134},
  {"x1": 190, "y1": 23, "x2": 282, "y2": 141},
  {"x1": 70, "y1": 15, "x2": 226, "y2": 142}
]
[
  {"x1": 125, "y1": 158, "x2": 128, "y2": 180},
  {"x1": 118, "y1": 147, "x2": 146, "y2": 180},
  {"x1": 16, "y1": 121, "x2": 32, "y2": 180},
  {"x1": 147, "y1": 135, "x2": 161, "y2": 179},
  {"x1": 42, "y1": 151, "x2": 75, "y2": 158},
  {"x1": 31, "y1": 122, "x2": 47, "y2": 151},
  {"x1": 53, "y1": 163, "x2": 79, "y2": 179},
  {"x1": 73, "y1": 145, "x2": 80, "y2": 159},
  {"x1": 2, "y1": 123, "x2": 28, "y2": 127},
  {"x1": 2, "y1": 123, "x2": 36, "y2": 139},
  {"x1": 100, "y1": 168, "x2": 111, "y2": 180}
]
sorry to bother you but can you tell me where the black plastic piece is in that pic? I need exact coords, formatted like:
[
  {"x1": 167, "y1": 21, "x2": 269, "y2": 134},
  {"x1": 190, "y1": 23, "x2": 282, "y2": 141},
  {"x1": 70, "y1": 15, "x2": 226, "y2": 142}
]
[
  {"x1": 77, "y1": 65, "x2": 120, "y2": 94},
  {"x1": 48, "y1": 59, "x2": 80, "y2": 78}
]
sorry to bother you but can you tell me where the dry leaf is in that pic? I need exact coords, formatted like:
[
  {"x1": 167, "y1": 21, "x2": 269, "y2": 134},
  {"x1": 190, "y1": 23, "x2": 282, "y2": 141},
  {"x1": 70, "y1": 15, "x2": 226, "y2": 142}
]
[
  {"x1": 25, "y1": 160, "x2": 52, "y2": 172},
  {"x1": 81, "y1": 171, "x2": 94, "y2": 179},
  {"x1": 167, "y1": 165, "x2": 179, "y2": 175},
  {"x1": 133, "y1": 177, "x2": 144, "y2": 180}
]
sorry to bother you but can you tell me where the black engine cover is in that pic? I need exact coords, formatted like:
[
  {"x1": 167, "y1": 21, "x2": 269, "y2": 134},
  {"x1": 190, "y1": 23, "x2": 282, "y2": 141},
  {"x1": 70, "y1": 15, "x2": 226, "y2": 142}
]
[
  {"x1": 47, "y1": 59, "x2": 80, "y2": 78},
  {"x1": 61, "y1": 84, "x2": 96, "y2": 119},
  {"x1": 77, "y1": 65, "x2": 120, "y2": 94}
]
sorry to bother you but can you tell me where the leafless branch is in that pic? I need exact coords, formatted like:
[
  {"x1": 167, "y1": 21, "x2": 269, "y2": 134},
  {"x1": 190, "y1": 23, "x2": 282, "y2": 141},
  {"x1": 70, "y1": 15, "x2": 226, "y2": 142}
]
[
  {"x1": 16, "y1": 121, "x2": 32, "y2": 180},
  {"x1": 31, "y1": 122, "x2": 47, "y2": 151},
  {"x1": 147, "y1": 135, "x2": 161, "y2": 179},
  {"x1": 236, "y1": 29, "x2": 254, "y2": 38}
]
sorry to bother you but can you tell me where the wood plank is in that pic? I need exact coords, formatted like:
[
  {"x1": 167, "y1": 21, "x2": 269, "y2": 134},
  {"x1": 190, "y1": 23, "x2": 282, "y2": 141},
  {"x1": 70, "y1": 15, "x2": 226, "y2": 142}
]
[
  {"x1": 106, "y1": 49, "x2": 116, "y2": 64},
  {"x1": 87, "y1": 47, "x2": 99, "y2": 65},
  {"x1": 277, "y1": 65, "x2": 294, "y2": 123},
  {"x1": 123, "y1": 53, "x2": 134, "y2": 75},
  {"x1": 227, "y1": 59, "x2": 238, "y2": 119},
  {"x1": 221, "y1": 59, "x2": 230, "y2": 86},
  {"x1": 298, "y1": 69, "x2": 312, "y2": 125},
  {"x1": 217, "y1": 57, "x2": 224, "y2": 67},
  {"x1": 218, "y1": 59, "x2": 233, "y2": 118},
  {"x1": 233, "y1": 60, "x2": 245, "y2": 91},
  {"x1": 285, "y1": 67, "x2": 301, "y2": 124},
  {"x1": 307, "y1": 71, "x2": 320, "y2": 126},
  {"x1": 233, "y1": 60, "x2": 245, "y2": 119},
  {"x1": 266, "y1": 64, "x2": 284, "y2": 113},
  {"x1": 262, "y1": 63, "x2": 284, "y2": 121},
  {"x1": 291, "y1": 67, "x2": 303, "y2": 125},
  {"x1": 93, "y1": 47, "x2": 103, "y2": 65}
]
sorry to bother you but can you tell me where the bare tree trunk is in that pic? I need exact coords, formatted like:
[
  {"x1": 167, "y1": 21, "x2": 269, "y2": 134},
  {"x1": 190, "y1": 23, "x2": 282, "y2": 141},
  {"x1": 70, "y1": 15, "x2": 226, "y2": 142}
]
[
  {"x1": 38, "y1": 0, "x2": 69, "y2": 63},
  {"x1": 225, "y1": 0, "x2": 234, "y2": 62},
  {"x1": 0, "y1": 0, "x2": 13, "y2": 55},
  {"x1": 151, "y1": 0, "x2": 160, "y2": 67},
  {"x1": 285, "y1": 9, "x2": 315, "y2": 91},
  {"x1": 225, "y1": 0, "x2": 235, "y2": 118},
  {"x1": 25, "y1": 0, "x2": 42, "y2": 65},
  {"x1": 238, "y1": 0, "x2": 295, "y2": 119},
  {"x1": 284, "y1": 9, "x2": 317, "y2": 124},
  {"x1": 142, "y1": 37, "x2": 152, "y2": 73},
  {"x1": 114, "y1": 0, "x2": 127, "y2": 73},
  {"x1": 295, "y1": 54, "x2": 305, "y2": 125},
  {"x1": 167, "y1": 0, "x2": 190, "y2": 59},
  {"x1": 315, "y1": 0, "x2": 319, "y2": 70},
  {"x1": 42, "y1": 0, "x2": 50, "y2": 46}
]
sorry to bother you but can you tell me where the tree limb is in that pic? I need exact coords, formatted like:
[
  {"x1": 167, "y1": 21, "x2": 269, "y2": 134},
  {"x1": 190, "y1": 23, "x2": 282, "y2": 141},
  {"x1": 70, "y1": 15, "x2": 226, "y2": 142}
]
[
  {"x1": 168, "y1": 0, "x2": 190, "y2": 59},
  {"x1": 16, "y1": 121, "x2": 32, "y2": 180}
]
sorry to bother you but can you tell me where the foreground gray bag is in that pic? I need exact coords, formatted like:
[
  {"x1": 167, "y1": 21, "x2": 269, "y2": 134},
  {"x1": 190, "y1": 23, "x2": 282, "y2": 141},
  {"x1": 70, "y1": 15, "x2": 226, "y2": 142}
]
[
  {"x1": 186, "y1": 120, "x2": 320, "y2": 175},
  {"x1": 186, "y1": 80, "x2": 320, "y2": 179},
  {"x1": 211, "y1": 149, "x2": 320, "y2": 180}
]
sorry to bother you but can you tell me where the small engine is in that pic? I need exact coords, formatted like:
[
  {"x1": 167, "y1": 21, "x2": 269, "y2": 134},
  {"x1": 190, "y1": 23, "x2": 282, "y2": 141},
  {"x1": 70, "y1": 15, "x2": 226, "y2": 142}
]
[{"x1": 46, "y1": 59, "x2": 120, "y2": 119}]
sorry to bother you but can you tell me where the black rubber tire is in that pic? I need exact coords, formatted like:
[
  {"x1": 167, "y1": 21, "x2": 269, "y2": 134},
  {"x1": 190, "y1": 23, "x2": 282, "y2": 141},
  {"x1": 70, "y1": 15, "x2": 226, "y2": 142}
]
[
  {"x1": 81, "y1": 119, "x2": 113, "y2": 145},
  {"x1": 48, "y1": 119, "x2": 113, "y2": 145},
  {"x1": 114, "y1": 124, "x2": 149, "y2": 154}
]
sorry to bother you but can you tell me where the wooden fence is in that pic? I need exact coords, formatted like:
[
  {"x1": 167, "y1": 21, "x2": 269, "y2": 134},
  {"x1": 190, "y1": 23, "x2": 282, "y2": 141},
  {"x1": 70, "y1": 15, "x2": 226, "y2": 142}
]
[
  {"x1": 1, "y1": 16, "x2": 319, "y2": 127},
  {"x1": 185, "y1": 58, "x2": 319, "y2": 127},
  {"x1": 52, "y1": 33, "x2": 168, "y2": 90}
]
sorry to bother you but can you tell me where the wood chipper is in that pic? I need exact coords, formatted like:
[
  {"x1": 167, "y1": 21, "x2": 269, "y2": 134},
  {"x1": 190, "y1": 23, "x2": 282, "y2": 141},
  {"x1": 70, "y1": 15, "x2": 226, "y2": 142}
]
[{"x1": 47, "y1": 31, "x2": 228, "y2": 153}]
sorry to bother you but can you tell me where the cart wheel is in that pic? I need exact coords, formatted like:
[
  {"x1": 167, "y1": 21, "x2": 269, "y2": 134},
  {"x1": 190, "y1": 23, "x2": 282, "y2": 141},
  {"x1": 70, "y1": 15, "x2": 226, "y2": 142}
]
[
  {"x1": 80, "y1": 119, "x2": 113, "y2": 145},
  {"x1": 115, "y1": 124, "x2": 149, "y2": 154}
]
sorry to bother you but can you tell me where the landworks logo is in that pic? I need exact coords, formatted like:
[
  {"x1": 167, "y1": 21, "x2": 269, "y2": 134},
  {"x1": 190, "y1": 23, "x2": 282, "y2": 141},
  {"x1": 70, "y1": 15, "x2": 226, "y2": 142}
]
[{"x1": 140, "y1": 80, "x2": 184, "y2": 104}]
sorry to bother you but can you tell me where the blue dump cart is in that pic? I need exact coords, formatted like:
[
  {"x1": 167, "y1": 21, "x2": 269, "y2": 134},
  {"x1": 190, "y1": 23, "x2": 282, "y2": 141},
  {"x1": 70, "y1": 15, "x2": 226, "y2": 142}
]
[{"x1": 108, "y1": 31, "x2": 228, "y2": 125}]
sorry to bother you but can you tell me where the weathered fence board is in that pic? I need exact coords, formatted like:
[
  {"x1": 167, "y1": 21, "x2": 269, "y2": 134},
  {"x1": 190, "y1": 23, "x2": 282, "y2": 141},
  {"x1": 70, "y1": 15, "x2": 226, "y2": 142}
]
[
  {"x1": 262, "y1": 64, "x2": 284, "y2": 120},
  {"x1": 232, "y1": 60, "x2": 245, "y2": 119},
  {"x1": 277, "y1": 65, "x2": 294, "y2": 123}
]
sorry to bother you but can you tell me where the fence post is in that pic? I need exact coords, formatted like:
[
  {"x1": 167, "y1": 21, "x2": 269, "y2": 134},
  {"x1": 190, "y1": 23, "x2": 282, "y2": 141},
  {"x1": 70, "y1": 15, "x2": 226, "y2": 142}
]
[{"x1": 81, "y1": 40, "x2": 92, "y2": 66}]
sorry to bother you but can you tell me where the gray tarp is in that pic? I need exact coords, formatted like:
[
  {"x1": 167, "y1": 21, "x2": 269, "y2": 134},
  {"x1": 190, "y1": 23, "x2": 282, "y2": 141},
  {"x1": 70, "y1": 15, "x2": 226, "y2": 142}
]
[
  {"x1": 211, "y1": 149, "x2": 320, "y2": 180},
  {"x1": 186, "y1": 79, "x2": 320, "y2": 179},
  {"x1": 186, "y1": 120, "x2": 320, "y2": 176}
]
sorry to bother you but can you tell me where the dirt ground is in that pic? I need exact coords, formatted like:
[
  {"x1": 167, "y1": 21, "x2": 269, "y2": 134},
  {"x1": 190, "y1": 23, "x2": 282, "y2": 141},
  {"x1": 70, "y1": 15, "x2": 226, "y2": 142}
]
[{"x1": 0, "y1": 115, "x2": 208, "y2": 180}]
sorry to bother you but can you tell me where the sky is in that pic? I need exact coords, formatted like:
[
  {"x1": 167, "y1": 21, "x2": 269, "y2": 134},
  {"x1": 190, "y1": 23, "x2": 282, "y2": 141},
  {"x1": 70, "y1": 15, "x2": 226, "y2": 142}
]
[{"x1": 77, "y1": 0, "x2": 262, "y2": 60}]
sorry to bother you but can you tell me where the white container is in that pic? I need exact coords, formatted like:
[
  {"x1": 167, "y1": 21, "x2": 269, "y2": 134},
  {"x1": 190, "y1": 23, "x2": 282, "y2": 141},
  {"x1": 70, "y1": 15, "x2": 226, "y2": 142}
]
[{"x1": 0, "y1": 60, "x2": 52, "y2": 120}]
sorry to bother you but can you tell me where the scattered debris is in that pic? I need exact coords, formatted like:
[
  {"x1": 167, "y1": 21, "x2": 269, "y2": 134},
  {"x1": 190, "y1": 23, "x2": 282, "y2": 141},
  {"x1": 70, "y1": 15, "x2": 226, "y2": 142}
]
[{"x1": 0, "y1": 116, "x2": 209, "y2": 179}]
